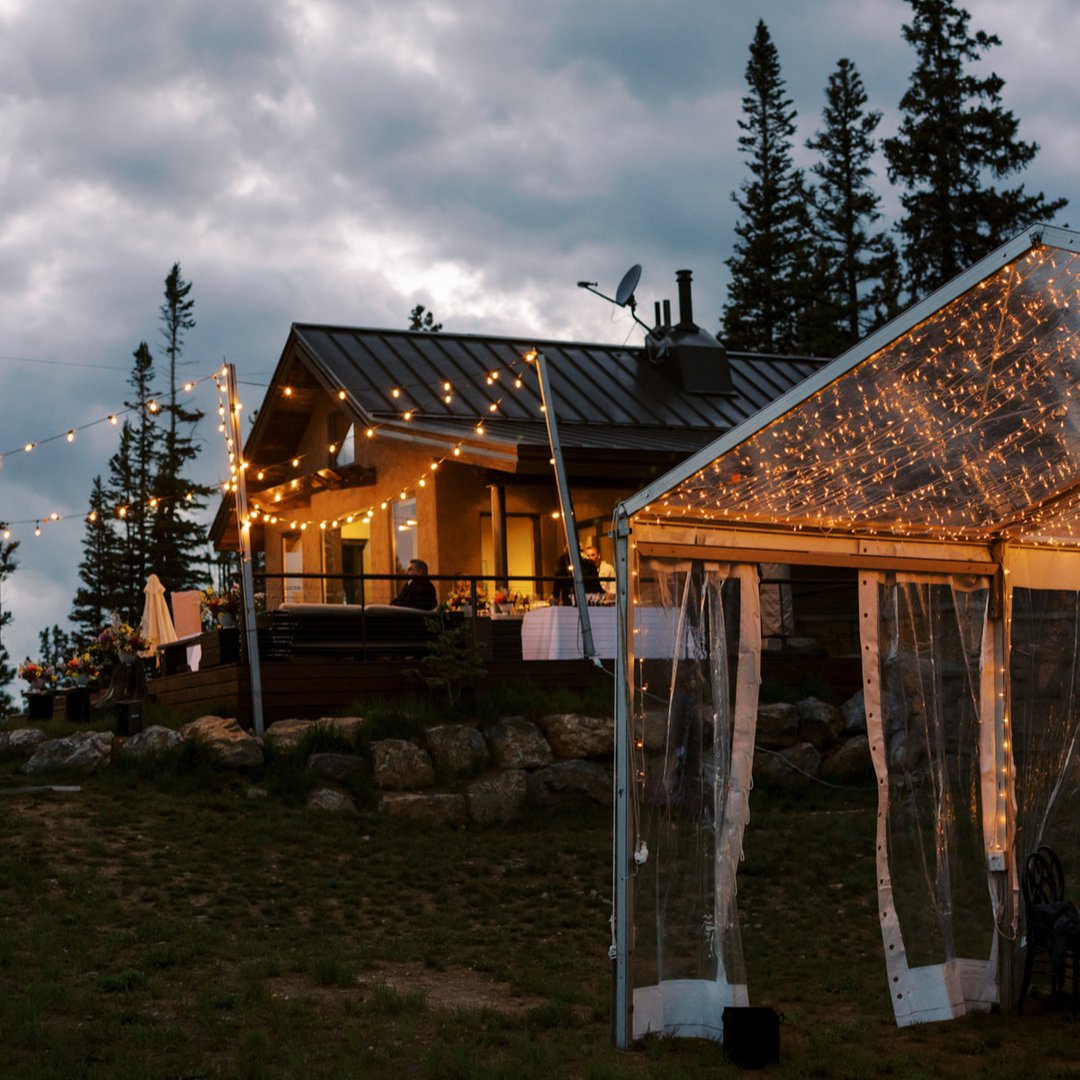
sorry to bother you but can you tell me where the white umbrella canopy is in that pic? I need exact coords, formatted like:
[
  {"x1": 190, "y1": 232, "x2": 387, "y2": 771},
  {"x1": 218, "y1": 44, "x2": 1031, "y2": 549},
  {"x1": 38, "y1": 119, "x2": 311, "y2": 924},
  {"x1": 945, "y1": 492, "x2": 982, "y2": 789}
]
[{"x1": 139, "y1": 573, "x2": 178, "y2": 654}]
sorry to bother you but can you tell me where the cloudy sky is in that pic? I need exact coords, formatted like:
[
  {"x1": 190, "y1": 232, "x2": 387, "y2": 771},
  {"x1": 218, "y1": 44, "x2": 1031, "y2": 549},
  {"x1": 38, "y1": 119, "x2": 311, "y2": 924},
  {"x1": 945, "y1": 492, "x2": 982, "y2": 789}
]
[{"x1": 0, "y1": 0, "x2": 1075, "y2": 673}]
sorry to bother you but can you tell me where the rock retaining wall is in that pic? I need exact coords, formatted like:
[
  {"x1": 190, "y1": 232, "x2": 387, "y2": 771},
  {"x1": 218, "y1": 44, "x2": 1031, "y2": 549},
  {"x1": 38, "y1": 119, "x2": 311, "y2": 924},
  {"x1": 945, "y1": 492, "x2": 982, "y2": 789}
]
[{"x1": 0, "y1": 692, "x2": 874, "y2": 821}]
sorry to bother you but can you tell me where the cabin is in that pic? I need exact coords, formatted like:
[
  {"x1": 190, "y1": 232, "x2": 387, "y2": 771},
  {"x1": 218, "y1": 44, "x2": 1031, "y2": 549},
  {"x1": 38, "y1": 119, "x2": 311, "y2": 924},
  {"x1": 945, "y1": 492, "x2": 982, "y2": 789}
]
[{"x1": 210, "y1": 271, "x2": 827, "y2": 616}]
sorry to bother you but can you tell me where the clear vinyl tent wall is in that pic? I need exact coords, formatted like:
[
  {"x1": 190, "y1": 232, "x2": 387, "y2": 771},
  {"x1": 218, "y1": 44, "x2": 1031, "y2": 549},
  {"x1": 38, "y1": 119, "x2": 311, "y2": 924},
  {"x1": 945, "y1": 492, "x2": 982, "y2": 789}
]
[
  {"x1": 615, "y1": 551, "x2": 761, "y2": 1041},
  {"x1": 612, "y1": 227, "x2": 1080, "y2": 1044}
]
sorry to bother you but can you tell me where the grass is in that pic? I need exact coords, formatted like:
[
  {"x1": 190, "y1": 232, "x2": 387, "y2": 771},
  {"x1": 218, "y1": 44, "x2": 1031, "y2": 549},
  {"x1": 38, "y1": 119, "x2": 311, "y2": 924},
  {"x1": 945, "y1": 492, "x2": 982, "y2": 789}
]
[{"x1": 0, "y1": 724, "x2": 1075, "y2": 1077}]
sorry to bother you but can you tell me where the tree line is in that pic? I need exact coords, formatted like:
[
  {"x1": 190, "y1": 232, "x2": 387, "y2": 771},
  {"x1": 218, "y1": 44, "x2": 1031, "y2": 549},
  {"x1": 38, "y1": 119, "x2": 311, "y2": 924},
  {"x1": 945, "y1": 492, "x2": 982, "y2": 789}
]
[
  {"x1": 723, "y1": 0, "x2": 1066, "y2": 358},
  {"x1": 0, "y1": 263, "x2": 216, "y2": 712}
]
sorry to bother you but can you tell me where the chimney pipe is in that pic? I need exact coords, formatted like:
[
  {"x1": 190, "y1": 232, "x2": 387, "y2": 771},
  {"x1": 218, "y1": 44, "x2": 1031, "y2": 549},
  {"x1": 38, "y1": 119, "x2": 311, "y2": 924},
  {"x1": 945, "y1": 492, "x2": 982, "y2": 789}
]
[
  {"x1": 663, "y1": 299, "x2": 671, "y2": 329},
  {"x1": 676, "y1": 269, "x2": 695, "y2": 329}
]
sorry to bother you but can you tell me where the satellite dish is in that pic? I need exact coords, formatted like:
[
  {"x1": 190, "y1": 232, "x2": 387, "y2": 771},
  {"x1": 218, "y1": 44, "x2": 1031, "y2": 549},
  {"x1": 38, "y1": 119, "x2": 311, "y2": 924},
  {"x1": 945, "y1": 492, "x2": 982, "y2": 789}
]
[{"x1": 615, "y1": 264, "x2": 641, "y2": 308}]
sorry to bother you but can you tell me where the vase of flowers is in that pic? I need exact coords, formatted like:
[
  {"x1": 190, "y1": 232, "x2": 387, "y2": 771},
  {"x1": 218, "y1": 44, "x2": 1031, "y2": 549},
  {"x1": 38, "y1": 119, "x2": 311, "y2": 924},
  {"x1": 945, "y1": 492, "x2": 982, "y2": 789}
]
[
  {"x1": 201, "y1": 584, "x2": 242, "y2": 628},
  {"x1": 64, "y1": 651, "x2": 101, "y2": 687},
  {"x1": 18, "y1": 660, "x2": 53, "y2": 693}
]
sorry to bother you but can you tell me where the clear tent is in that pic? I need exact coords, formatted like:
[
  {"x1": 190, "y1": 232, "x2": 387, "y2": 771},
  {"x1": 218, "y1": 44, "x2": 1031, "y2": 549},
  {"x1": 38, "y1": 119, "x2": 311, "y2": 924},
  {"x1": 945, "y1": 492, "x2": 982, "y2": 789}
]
[{"x1": 611, "y1": 225, "x2": 1080, "y2": 1046}]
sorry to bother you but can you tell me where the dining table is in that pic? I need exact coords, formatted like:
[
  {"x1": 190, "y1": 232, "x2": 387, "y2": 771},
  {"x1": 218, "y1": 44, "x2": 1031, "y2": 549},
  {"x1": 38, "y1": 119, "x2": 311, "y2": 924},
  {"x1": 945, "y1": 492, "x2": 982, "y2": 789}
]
[{"x1": 520, "y1": 605, "x2": 684, "y2": 661}]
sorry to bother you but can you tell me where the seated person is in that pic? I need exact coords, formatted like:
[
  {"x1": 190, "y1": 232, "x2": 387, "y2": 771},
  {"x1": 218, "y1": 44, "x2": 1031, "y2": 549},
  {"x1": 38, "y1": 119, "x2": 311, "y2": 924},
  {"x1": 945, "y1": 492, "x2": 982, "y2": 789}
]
[
  {"x1": 391, "y1": 558, "x2": 438, "y2": 610},
  {"x1": 553, "y1": 549, "x2": 601, "y2": 602}
]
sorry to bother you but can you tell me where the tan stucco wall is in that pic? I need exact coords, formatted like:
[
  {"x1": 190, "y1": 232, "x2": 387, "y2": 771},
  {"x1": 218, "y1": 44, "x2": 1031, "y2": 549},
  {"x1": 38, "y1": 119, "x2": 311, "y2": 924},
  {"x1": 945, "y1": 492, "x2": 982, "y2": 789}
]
[{"x1": 250, "y1": 399, "x2": 631, "y2": 605}]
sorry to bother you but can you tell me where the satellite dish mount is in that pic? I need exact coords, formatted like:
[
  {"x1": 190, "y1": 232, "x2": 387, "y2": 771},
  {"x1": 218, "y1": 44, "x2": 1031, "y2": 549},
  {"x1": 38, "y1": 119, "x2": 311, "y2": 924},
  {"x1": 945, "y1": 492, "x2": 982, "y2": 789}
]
[{"x1": 577, "y1": 264, "x2": 652, "y2": 334}]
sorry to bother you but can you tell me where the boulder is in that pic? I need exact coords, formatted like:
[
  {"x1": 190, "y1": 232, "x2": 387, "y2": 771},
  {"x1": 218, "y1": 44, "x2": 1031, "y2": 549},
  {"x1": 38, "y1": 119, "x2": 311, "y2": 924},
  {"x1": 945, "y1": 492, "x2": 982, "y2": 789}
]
[
  {"x1": 263, "y1": 718, "x2": 313, "y2": 751},
  {"x1": 753, "y1": 742, "x2": 821, "y2": 787},
  {"x1": 378, "y1": 792, "x2": 468, "y2": 825},
  {"x1": 466, "y1": 770, "x2": 527, "y2": 823},
  {"x1": 306, "y1": 752, "x2": 366, "y2": 783},
  {"x1": 527, "y1": 759, "x2": 612, "y2": 804},
  {"x1": 540, "y1": 714, "x2": 613, "y2": 759},
  {"x1": 423, "y1": 724, "x2": 488, "y2": 778},
  {"x1": 796, "y1": 697, "x2": 844, "y2": 751},
  {"x1": 0, "y1": 728, "x2": 48, "y2": 755},
  {"x1": 821, "y1": 736, "x2": 873, "y2": 783},
  {"x1": 23, "y1": 730, "x2": 113, "y2": 774},
  {"x1": 371, "y1": 739, "x2": 434, "y2": 790},
  {"x1": 116, "y1": 725, "x2": 183, "y2": 758},
  {"x1": 840, "y1": 692, "x2": 868, "y2": 735},
  {"x1": 314, "y1": 716, "x2": 367, "y2": 743},
  {"x1": 485, "y1": 717, "x2": 552, "y2": 769},
  {"x1": 639, "y1": 707, "x2": 670, "y2": 751},
  {"x1": 755, "y1": 702, "x2": 800, "y2": 749},
  {"x1": 307, "y1": 787, "x2": 357, "y2": 813},
  {"x1": 179, "y1": 715, "x2": 264, "y2": 769}
]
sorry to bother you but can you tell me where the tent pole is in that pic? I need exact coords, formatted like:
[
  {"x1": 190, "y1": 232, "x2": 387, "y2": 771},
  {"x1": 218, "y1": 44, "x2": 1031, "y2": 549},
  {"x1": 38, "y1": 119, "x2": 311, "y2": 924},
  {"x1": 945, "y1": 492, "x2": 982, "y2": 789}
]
[
  {"x1": 613, "y1": 508, "x2": 633, "y2": 1048},
  {"x1": 224, "y1": 363, "x2": 266, "y2": 737},
  {"x1": 531, "y1": 350, "x2": 596, "y2": 658}
]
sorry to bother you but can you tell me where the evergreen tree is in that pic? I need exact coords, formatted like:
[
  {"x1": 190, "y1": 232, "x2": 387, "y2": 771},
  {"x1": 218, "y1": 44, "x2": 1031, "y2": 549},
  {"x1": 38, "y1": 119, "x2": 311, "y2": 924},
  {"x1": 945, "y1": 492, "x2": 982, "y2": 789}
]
[
  {"x1": 0, "y1": 526, "x2": 18, "y2": 713},
  {"x1": 805, "y1": 58, "x2": 901, "y2": 352},
  {"x1": 38, "y1": 626, "x2": 74, "y2": 668},
  {"x1": 70, "y1": 477, "x2": 126, "y2": 640},
  {"x1": 723, "y1": 20, "x2": 813, "y2": 354},
  {"x1": 105, "y1": 421, "x2": 149, "y2": 621},
  {"x1": 884, "y1": 0, "x2": 1067, "y2": 295},
  {"x1": 151, "y1": 264, "x2": 212, "y2": 593},
  {"x1": 408, "y1": 304, "x2": 442, "y2": 332},
  {"x1": 161, "y1": 262, "x2": 196, "y2": 440}
]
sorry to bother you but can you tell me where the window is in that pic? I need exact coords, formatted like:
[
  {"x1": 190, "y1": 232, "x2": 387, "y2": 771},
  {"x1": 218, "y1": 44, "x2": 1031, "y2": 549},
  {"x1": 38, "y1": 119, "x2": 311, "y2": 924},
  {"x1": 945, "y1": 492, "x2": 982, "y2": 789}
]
[
  {"x1": 341, "y1": 518, "x2": 371, "y2": 604},
  {"x1": 282, "y1": 533, "x2": 303, "y2": 604},
  {"x1": 393, "y1": 497, "x2": 418, "y2": 574},
  {"x1": 481, "y1": 514, "x2": 539, "y2": 595}
]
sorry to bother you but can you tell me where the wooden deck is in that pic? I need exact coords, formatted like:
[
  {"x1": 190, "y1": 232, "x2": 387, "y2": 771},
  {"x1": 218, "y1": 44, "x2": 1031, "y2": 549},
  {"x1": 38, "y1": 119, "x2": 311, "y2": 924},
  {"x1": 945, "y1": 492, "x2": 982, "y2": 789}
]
[{"x1": 146, "y1": 657, "x2": 610, "y2": 727}]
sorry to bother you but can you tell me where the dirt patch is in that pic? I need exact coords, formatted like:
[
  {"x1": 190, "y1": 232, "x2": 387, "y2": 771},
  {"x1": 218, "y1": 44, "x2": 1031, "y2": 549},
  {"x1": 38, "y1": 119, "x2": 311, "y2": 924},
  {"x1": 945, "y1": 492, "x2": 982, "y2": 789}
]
[{"x1": 269, "y1": 962, "x2": 549, "y2": 1014}]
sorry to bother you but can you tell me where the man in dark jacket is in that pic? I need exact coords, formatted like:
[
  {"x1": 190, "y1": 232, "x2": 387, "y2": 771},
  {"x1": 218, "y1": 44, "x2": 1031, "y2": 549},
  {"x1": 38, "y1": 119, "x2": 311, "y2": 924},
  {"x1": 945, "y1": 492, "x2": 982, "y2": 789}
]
[{"x1": 391, "y1": 558, "x2": 437, "y2": 610}]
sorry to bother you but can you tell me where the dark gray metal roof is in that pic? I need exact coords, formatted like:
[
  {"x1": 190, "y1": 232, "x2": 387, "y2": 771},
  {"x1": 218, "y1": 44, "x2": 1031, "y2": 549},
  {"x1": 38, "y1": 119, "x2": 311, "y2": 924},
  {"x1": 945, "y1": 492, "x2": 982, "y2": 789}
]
[{"x1": 290, "y1": 324, "x2": 826, "y2": 453}]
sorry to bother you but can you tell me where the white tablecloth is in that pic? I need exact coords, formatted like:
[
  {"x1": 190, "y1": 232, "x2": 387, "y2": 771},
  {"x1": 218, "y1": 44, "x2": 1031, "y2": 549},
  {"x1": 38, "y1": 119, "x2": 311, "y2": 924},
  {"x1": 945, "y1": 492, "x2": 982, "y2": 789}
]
[{"x1": 520, "y1": 606, "x2": 682, "y2": 661}]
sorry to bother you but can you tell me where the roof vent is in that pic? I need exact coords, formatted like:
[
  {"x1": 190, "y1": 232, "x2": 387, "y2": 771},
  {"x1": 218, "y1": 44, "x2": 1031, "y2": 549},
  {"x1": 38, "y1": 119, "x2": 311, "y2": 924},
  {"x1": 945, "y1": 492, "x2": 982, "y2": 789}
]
[{"x1": 645, "y1": 270, "x2": 732, "y2": 395}]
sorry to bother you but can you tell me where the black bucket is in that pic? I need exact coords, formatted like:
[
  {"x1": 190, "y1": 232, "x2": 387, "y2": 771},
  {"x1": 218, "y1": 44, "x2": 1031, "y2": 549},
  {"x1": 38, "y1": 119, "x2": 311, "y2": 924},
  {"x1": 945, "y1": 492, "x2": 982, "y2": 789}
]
[{"x1": 722, "y1": 1006, "x2": 782, "y2": 1069}]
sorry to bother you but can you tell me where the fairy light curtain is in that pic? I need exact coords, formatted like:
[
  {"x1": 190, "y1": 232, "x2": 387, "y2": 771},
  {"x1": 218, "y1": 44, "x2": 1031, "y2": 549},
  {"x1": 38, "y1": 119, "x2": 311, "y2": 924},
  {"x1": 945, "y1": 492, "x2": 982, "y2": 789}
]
[
  {"x1": 630, "y1": 561, "x2": 760, "y2": 1041},
  {"x1": 860, "y1": 573, "x2": 1001, "y2": 1026},
  {"x1": 1010, "y1": 587, "x2": 1080, "y2": 882},
  {"x1": 650, "y1": 244, "x2": 1080, "y2": 545}
]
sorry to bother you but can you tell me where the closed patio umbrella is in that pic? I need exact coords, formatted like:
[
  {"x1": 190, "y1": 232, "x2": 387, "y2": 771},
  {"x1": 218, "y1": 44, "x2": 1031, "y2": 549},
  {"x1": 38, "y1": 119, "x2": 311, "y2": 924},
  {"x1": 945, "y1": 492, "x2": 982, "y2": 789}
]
[{"x1": 139, "y1": 573, "x2": 178, "y2": 657}]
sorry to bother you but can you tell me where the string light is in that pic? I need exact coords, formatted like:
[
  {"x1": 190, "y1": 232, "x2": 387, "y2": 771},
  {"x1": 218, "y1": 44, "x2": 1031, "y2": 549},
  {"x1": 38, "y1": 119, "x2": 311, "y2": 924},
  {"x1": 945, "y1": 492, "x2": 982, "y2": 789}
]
[{"x1": 651, "y1": 248, "x2": 1080, "y2": 546}]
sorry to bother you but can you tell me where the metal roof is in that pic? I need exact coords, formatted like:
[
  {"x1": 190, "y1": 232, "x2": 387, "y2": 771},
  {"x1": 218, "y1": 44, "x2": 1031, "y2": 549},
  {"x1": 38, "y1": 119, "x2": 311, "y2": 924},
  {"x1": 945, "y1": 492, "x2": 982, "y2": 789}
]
[{"x1": 287, "y1": 324, "x2": 826, "y2": 456}]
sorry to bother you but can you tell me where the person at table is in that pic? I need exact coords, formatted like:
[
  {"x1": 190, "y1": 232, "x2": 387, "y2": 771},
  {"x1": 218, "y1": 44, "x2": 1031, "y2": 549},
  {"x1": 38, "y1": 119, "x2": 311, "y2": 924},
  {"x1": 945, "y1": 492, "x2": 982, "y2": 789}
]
[
  {"x1": 585, "y1": 545, "x2": 615, "y2": 595},
  {"x1": 553, "y1": 548, "x2": 601, "y2": 602},
  {"x1": 391, "y1": 558, "x2": 437, "y2": 610}
]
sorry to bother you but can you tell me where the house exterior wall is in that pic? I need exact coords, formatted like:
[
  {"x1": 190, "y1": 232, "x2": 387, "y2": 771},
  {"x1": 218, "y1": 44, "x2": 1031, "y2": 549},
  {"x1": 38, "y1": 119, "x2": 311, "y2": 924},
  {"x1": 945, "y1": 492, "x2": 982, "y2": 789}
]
[{"x1": 250, "y1": 394, "x2": 635, "y2": 606}]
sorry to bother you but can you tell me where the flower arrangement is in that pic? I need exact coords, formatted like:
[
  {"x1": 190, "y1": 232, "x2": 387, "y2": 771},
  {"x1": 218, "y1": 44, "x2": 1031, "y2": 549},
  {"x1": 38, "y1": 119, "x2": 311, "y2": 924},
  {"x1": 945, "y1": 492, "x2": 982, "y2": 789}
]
[
  {"x1": 18, "y1": 660, "x2": 54, "y2": 686},
  {"x1": 493, "y1": 590, "x2": 529, "y2": 612},
  {"x1": 64, "y1": 652, "x2": 101, "y2": 682},
  {"x1": 94, "y1": 622, "x2": 149, "y2": 660},
  {"x1": 200, "y1": 584, "x2": 241, "y2": 617}
]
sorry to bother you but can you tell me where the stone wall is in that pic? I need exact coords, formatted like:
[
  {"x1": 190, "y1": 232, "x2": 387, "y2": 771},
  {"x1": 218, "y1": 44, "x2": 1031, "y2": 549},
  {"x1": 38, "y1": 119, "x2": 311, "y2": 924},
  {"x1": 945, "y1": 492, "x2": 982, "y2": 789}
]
[{"x1": 0, "y1": 691, "x2": 874, "y2": 821}]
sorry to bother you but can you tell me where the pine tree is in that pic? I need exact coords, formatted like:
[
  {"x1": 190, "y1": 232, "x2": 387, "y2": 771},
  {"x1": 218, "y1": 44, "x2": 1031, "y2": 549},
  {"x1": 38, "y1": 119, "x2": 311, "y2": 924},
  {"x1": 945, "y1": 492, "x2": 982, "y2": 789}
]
[
  {"x1": 151, "y1": 264, "x2": 212, "y2": 593},
  {"x1": 0, "y1": 526, "x2": 18, "y2": 713},
  {"x1": 70, "y1": 477, "x2": 126, "y2": 640},
  {"x1": 38, "y1": 626, "x2": 74, "y2": 668},
  {"x1": 723, "y1": 20, "x2": 813, "y2": 354},
  {"x1": 884, "y1": 0, "x2": 1067, "y2": 295},
  {"x1": 805, "y1": 58, "x2": 901, "y2": 352},
  {"x1": 106, "y1": 421, "x2": 148, "y2": 621},
  {"x1": 408, "y1": 304, "x2": 442, "y2": 332}
]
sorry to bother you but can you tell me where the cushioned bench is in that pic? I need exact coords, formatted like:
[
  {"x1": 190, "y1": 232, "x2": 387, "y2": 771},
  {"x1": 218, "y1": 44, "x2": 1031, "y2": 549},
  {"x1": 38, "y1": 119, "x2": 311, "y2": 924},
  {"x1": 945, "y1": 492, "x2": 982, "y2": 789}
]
[{"x1": 262, "y1": 603, "x2": 449, "y2": 660}]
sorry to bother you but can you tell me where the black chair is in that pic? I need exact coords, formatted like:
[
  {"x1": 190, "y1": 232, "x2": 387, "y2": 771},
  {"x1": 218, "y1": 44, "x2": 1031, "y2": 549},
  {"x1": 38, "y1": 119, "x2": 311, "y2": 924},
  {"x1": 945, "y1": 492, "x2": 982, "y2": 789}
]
[{"x1": 1018, "y1": 846, "x2": 1080, "y2": 1016}]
